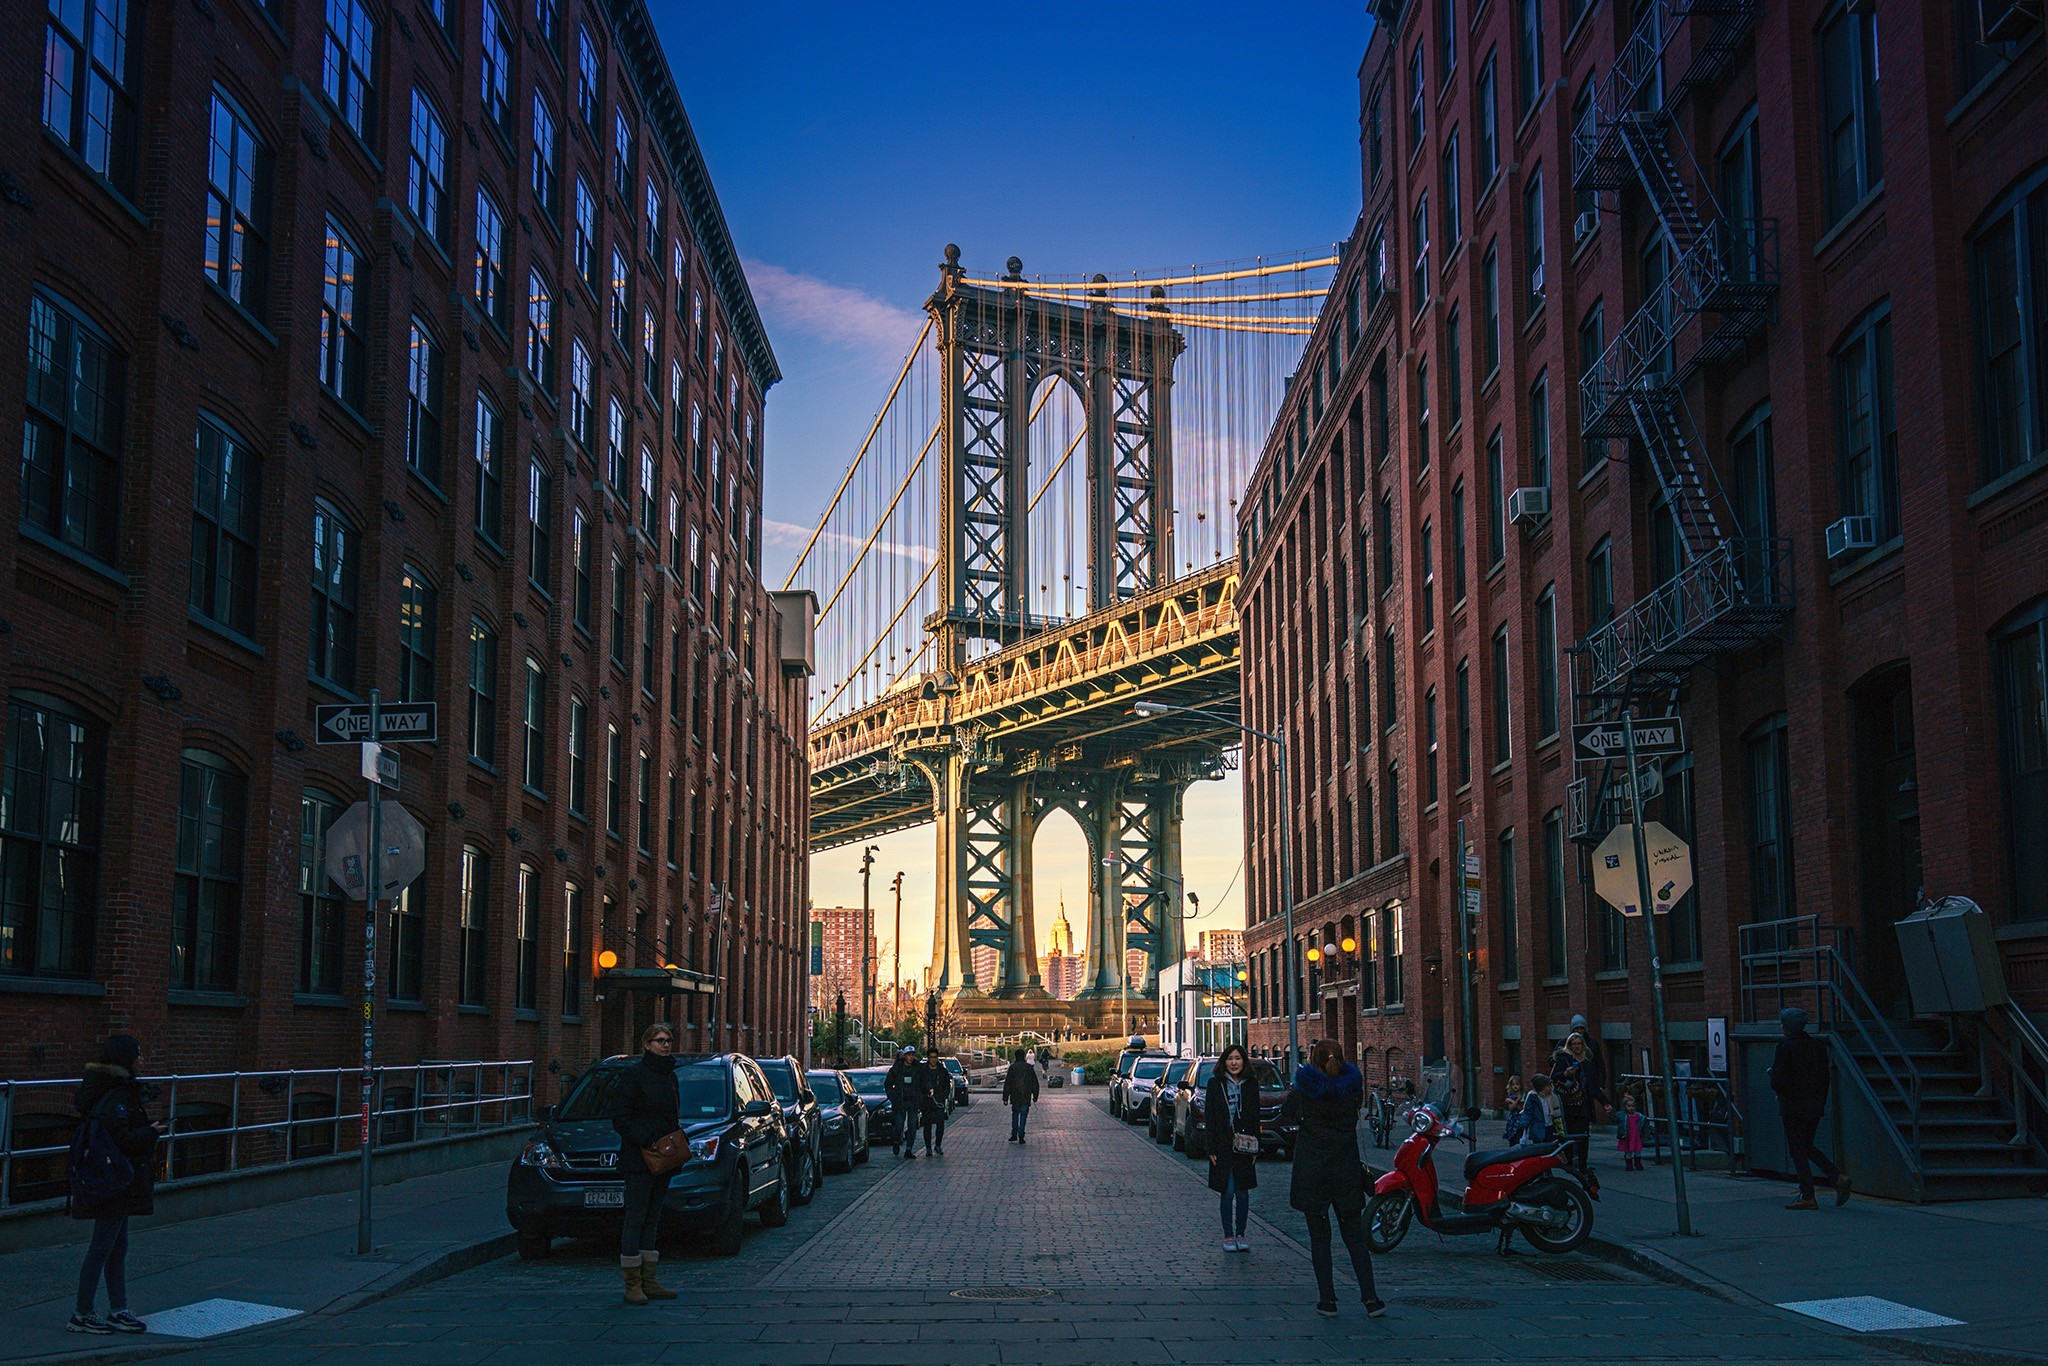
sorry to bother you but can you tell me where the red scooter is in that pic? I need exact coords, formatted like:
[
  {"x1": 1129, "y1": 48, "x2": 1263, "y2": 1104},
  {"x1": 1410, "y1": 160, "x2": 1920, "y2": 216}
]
[{"x1": 1364, "y1": 1104, "x2": 1599, "y2": 1254}]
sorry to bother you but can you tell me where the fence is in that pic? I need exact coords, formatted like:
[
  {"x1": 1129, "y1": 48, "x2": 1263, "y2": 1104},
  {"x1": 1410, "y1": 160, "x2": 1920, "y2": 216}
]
[
  {"x1": 0, "y1": 1060, "x2": 533, "y2": 1211},
  {"x1": 1618, "y1": 1071, "x2": 1744, "y2": 1170}
]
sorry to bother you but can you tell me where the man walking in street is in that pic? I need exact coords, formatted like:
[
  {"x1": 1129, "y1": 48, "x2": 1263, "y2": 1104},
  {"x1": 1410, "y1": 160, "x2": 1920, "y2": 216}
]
[
  {"x1": 1771, "y1": 1008, "x2": 1852, "y2": 1210},
  {"x1": 1003, "y1": 1049, "x2": 1040, "y2": 1143},
  {"x1": 885, "y1": 1047, "x2": 921, "y2": 1159}
]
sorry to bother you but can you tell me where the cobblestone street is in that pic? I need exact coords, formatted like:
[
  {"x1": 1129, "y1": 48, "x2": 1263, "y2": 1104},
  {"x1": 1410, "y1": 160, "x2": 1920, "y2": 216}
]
[{"x1": 195, "y1": 1092, "x2": 1908, "y2": 1364}]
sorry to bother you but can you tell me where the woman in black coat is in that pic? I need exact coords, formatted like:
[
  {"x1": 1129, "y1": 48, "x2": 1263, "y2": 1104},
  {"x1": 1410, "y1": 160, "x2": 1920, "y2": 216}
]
[
  {"x1": 68, "y1": 1033, "x2": 159, "y2": 1335},
  {"x1": 1282, "y1": 1039, "x2": 1383, "y2": 1317},
  {"x1": 1203, "y1": 1044, "x2": 1261, "y2": 1250},
  {"x1": 608, "y1": 1023, "x2": 683, "y2": 1304}
]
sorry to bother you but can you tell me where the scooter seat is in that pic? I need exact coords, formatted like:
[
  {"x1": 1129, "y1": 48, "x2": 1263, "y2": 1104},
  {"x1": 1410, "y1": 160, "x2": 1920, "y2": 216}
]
[{"x1": 1464, "y1": 1143, "x2": 1557, "y2": 1181}]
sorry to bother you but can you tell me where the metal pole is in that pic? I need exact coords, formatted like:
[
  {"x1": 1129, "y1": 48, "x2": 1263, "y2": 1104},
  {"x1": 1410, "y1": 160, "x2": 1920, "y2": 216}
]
[
  {"x1": 357, "y1": 689, "x2": 382, "y2": 1256},
  {"x1": 1456, "y1": 819, "x2": 1480, "y2": 1114},
  {"x1": 1276, "y1": 739, "x2": 1300, "y2": 1076},
  {"x1": 860, "y1": 849, "x2": 876, "y2": 1066},
  {"x1": 892, "y1": 870, "x2": 904, "y2": 1042},
  {"x1": 1625, "y1": 710, "x2": 1693, "y2": 1236}
]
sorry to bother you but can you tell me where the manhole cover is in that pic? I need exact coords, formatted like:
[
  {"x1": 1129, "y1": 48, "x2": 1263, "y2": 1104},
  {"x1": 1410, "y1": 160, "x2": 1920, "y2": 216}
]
[
  {"x1": 1399, "y1": 1294, "x2": 1495, "y2": 1311},
  {"x1": 1515, "y1": 1257, "x2": 1620, "y2": 1282},
  {"x1": 952, "y1": 1286, "x2": 1053, "y2": 1301}
]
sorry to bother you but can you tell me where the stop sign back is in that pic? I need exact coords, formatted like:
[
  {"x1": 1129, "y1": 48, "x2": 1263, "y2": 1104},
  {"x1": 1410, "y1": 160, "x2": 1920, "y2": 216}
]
[{"x1": 324, "y1": 800, "x2": 428, "y2": 899}]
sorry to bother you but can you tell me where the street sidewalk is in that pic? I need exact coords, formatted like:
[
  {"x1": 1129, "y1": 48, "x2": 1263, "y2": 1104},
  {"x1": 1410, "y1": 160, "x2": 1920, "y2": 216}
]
[
  {"x1": 0, "y1": 1160, "x2": 514, "y2": 1365},
  {"x1": 1569, "y1": 1134, "x2": 2048, "y2": 1364}
]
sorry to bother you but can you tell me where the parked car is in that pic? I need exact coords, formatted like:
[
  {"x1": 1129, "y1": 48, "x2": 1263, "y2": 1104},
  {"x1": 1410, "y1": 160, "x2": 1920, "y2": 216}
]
[
  {"x1": 1148, "y1": 1059, "x2": 1195, "y2": 1142},
  {"x1": 941, "y1": 1056, "x2": 971, "y2": 1107},
  {"x1": 1120, "y1": 1056, "x2": 1174, "y2": 1124},
  {"x1": 843, "y1": 1067, "x2": 899, "y2": 1145},
  {"x1": 755, "y1": 1055, "x2": 825, "y2": 1206},
  {"x1": 1109, "y1": 1049, "x2": 1166, "y2": 1118},
  {"x1": 1179, "y1": 1058, "x2": 1294, "y2": 1158},
  {"x1": 1170, "y1": 1057, "x2": 1217, "y2": 1151},
  {"x1": 507, "y1": 1052, "x2": 789, "y2": 1260},
  {"x1": 805, "y1": 1068, "x2": 871, "y2": 1171}
]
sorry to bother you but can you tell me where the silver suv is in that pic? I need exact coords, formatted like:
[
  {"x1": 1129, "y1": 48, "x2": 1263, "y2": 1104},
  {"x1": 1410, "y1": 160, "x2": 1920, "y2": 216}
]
[{"x1": 1120, "y1": 1056, "x2": 1174, "y2": 1123}]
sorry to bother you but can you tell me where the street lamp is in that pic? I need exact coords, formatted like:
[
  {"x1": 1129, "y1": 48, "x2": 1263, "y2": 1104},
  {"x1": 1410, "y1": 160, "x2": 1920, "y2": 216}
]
[
  {"x1": 860, "y1": 846, "x2": 879, "y2": 1065},
  {"x1": 1132, "y1": 699, "x2": 1300, "y2": 1073}
]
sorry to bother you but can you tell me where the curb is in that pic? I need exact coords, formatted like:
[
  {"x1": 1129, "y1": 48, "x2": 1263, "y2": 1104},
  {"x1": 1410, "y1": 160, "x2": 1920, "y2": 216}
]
[
  {"x1": 15, "y1": 1228, "x2": 519, "y2": 1366},
  {"x1": 1584, "y1": 1235, "x2": 2048, "y2": 1366}
]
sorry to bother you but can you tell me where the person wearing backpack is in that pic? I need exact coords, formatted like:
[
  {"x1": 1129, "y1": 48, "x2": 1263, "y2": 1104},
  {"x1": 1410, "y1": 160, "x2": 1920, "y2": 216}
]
[{"x1": 68, "y1": 1033, "x2": 161, "y2": 1335}]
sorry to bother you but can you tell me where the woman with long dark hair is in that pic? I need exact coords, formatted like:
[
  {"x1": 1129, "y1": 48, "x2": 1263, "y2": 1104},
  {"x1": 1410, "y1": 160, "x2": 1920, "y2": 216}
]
[
  {"x1": 609, "y1": 1022, "x2": 682, "y2": 1305},
  {"x1": 1203, "y1": 1043, "x2": 1260, "y2": 1251},
  {"x1": 1285, "y1": 1038, "x2": 1384, "y2": 1318}
]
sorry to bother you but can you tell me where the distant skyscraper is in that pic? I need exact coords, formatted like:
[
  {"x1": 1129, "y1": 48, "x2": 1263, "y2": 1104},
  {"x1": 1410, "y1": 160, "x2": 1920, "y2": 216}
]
[
  {"x1": 1040, "y1": 893, "x2": 1085, "y2": 998},
  {"x1": 1048, "y1": 896, "x2": 1075, "y2": 956},
  {"x1": 970, "y1": 942, "x2": 1000, "y2": 995},
  {"x1": 1200, "y1": 929, "x2": 1245, "y2": 964},
  {"x1": 810, "y1": 907, "x2": 875, "y2": 1016}
]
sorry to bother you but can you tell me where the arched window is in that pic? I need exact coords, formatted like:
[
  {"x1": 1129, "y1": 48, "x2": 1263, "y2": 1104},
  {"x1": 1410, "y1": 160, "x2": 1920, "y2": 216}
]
[
  {"x1": 1, "y1": 692, "x2": 103, "y2": 979},
  {"x1": 1994, "y1": 599, "x2": 2048, "y2": 922},
  {"x1": 174, "y1": 749, "x2": 246, "y2": 992},
  {"x1": 298, "y1": 789, "x2": 347, "y2": 995}
]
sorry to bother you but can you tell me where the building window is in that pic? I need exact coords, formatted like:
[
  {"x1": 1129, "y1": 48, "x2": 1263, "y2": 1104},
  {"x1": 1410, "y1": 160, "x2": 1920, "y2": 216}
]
[
  {"x1": 642, "y1": 307, "x2": 660, "y2": 396},
  {"x1": 310, "y1": 500, "x2": 358, "y2": 688},
  {"x1": 1442, "y1": 133, "x2": 1462, "y2": 249},
  {"x1": 298, "y1": 791, "x2": 344, "y2": 995},
  {"x1": 666, "y1": 770, "x2": 680, "y2": 864},
  {"x1": 577, "y1": 25, "x2": 601, "y2": 131},
  {"x1": 1380, "y1": 626, "x2": 1398, "y2": 730},
  {"x1": 1485, "y1": 430, "x2": 1506, "y2": 568},
  {"x1": 1455, "y1": 658, "x2": 1472, "y2": 787},
  {"x1": 1498, "y1": 828, "x2": 1519, "y2": 985},
  {"x1": 525, "y1": 271, "x2": 554, "y2": 384},
  {"x1": 1450, "y1": 479, "x2": 1467, "y2": 603},
  {"x1": 1819, "y1": 0, "x2": 1884, "y2": 225},
  {"x1": 319, "y1": 221, "x2": 365, "y2": 407},
  {"x1": 608, "y1": 554, "x2": 628, "y2": 668},
  {"x1": 205, "y1": 89, "x2": 269, "y2": 313},
  {"x1": 1834, "y1": 308, "x2": 1899, "y2": 543},
  {"x1": 1586, "y1": 536, "x2": 1613, "y2": 632},
  {"x1": 1542, "y1": 808, "x2": 1567, "y2": 977},
  {"x1": 613, "y1": 108, "x2": 634, "y2": 196},
  {"x1": 568, "y1": 696, "x2": 589, "y2": 817},
  {"x1": 1491, "y1": 624, "x2": 1512, "y2": 766},
  {"x1": 1416, "y1": 356, "x2": 1431, "y2": 472},
  {"x1": 480, "y1": 0, "x2": 512, "y2": 133},
  {"x1": 669, "y1": 624, "x2": 683, "y2": 722},
  {"x1": 1579, "y1": 300, "x2": 1608, "y2": 470},
  {"x1": 1437, "y1": 0, "x2": 1456, "y2": 76},
  {"x1": 571, "y1": 508, "x2": 593, "y2": 630},
  {"x1": 531, "y1": 92, "x2": 558, "y2": 218},
  {"x1": 404, "y1": 319, "x2": 444, "y2": 483},
  {"x1": 1, "y1": 694, "x2": 102, "y2": 979},
  {"x1": 475, "y1": 188, "x2": 507, "y2": 327},
  {"x1": 563, "y1": 881, "x2": 586, "y2": 1016},
  {"x1": 1382, "y1": 902, "x2": 1405, "y2": 1006},
  {"x1": 1994, "y1": 602, "x2": 2048, "y2": 921},
  {"x1": 173, "y1": 750, "x2": 244, "y2": 992},
  {"x1": 515, "y1": 865, "x2": 539, "y2": 1010},
  {"x1": 640, "y1": 594, "x2": 658, "y2": 694},
  {"x1": 1529, "y1": 371, "x2": 1551, "y2": 491},
  {"x1": 523, "y1": 657, "x2": 547, "y2": 792},
  {"x1": 1424, "y1": 687, "x2": 1440, "y2": 807},
  {"x1": 1535, "y1": 585, "x2": 1558, "y2": 740},
  {"x1": 1745, "y1": 715, "x2": 1795, "y2": 921},
  {"x1": 1972, "y1": 174, "x2": 2048, "y2": 482},
  {"x1": 1408, "y1": 40, "x2": 1425, "y2": 149},
  {"x1": 44, "y1": 0, "x2": 138, "y2": 185},
  {"x1": 405, "y1": 90, "x2": 448, "y2": 247},
  {"x1": 320, "y1": 0, "x2": 376, "y2": 140},
  {"x1": 189, "y1": 416, "x2": 260, "y2": 636},
  {"x1": 1524, "y1": 169, "x2": 1546, "y2": 311},
  {"x1": 636, "y1": 748, "x2": 653, "y2": 852},
  {"x1": 458, "y1": 845, "x2": 489, "y2": 1006},
  {"x1": 1658, "y1": 753, "x2": 1702, "y2": 964},
  {"x1": 468, "y1": 618, "x2": 498, "y2": 766},
  {"x1": 1482, "y1": 242, "x2": 1501, "y2": 378},
  {"x1": 1477, "y1": 51, "x2": 1499, "y2": 186},
  {"x1": 1367, "y1": 86, "x2": 1384, "y2": 187},
  {"x1": 1517, "y1": 0, "x2": 1545, "y2": 117},
  {"x1": 609, "y1": 244, "x2": 630, "y2": 345},
  {"x1": 399, "y1": 567, "x2": 435, "y2": 703},
  {"x1": 1376, "y1": 494, "x2": 1396, "y2": 592},
  {"x1": 472, "y1": 392, "x2": 504, "y2": 544},
  {"x1": 644, "y1": 176, "x2": 665, "y2": 261},
  {"x1": 605, "y1": 723, "x2": 623, "y2": 834},
  {"x1": 574, "y1": 177, "x2": 598, "y2": 294},
  {"x1": 568, "y1": 340, "x2": 593, "y2": 448},
  {"x1": 23, "y1": 293, "x2": 123, "y2": 564},
  {"x1": 1411, "y1": 194, "x2": 1430, "y2": 313},
  {"x1": 528, "y1": 459, "x2": 553, "y2": 590}
]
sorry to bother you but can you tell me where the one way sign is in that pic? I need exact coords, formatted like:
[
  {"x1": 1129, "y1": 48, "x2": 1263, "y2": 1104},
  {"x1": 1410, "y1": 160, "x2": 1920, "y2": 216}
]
[
  {"x1": 1573, "y1": 716, "x2": 1685, "y2": 761},
  {"x1": 315, "y1": 702, "x2": 438, "y2": 745}
]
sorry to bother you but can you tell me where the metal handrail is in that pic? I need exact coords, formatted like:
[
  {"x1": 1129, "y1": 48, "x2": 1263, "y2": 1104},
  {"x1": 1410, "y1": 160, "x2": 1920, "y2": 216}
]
[
  {"x1": 1619, "y1": 1071, "x2": 1744, "y2": 1170},
  {"x1": 0, "y1": 1059, "x2": 533, "y2": 1211},
  {"x1": 1984, "y1": 1002, "x2": 2048, "y2": 1157}
]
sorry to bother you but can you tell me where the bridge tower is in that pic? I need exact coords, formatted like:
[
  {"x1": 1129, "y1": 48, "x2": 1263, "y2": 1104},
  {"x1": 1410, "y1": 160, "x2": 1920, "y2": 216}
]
[{"x1": 917, "y1": 247, "x2": 1190, "y2": 1007}]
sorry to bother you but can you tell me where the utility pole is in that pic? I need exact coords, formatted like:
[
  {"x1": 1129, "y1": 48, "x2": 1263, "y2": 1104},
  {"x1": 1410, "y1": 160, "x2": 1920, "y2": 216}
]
[
  {"x1": 1624, "y1": 709, "x2": 1693, "y2": 1236},
  {"x1": 860, "y1": 846, "x2": 879, "y2": 1066},
  {"x1": 891, "y1": 870, "x2": 905, "y2": 1039},
  {"x1": 356, "y1": 688, "x2": 382, "y2": 1257}
]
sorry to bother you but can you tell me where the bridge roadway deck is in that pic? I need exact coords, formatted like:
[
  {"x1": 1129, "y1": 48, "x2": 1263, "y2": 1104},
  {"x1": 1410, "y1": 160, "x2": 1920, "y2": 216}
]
[{"x1": 212, "y1": 1092, "x2": 1895, "y2": 1364}]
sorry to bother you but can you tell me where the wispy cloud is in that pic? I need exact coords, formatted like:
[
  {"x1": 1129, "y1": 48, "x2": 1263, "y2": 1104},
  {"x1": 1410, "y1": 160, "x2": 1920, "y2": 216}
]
[
  {"x1": 763, "y1": 517, "x2": 938, "y2": 569},
  {"x1": 743, "y1": 261, "x2": 925, "y2": 357}
]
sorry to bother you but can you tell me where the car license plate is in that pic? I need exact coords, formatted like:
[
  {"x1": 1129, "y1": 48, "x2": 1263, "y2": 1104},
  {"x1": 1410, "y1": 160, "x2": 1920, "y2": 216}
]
[{"x1": 583, "y1": 1189, "x2": 624, "y2": 1208}]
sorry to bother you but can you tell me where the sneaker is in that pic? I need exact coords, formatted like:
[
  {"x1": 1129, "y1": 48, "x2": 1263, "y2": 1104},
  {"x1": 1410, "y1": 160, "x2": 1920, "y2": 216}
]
[
  {"x1": 1365, "y1": 1298, "x2": 1387, "y2": 1318},
  {"x1": 1222, "y1": 1237, "x2": 1236, "y2": 1252},
  {"x1": 67, "y1": 1314, "x2": 114, "y2": 1335},
  {"x1": 106, "y1": 1311, "x2": 146, "y2": 1334},
  {"x1": 1233, "y1": 1236, "x2": 1251, "y2": 1252},
  {"x1": 1784, "y1": 1196, "x2": 1819, "y2": 1210},
  {"x1": 1315, "y1": 1301, "x2": 1338, "y2": 1318},
  {"x1": 1834, "y1": 1173, "x2": 1853, "y2": 1207}
]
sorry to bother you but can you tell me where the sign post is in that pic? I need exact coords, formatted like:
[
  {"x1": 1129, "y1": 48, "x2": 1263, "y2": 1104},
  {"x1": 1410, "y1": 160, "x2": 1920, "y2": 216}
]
[
  {"x1": 1623, "y1": 709, "x2": 1693, "y2": 1237},
  {"x1": 358, "y1": 689, "x2": 382, "y2": 1256}
]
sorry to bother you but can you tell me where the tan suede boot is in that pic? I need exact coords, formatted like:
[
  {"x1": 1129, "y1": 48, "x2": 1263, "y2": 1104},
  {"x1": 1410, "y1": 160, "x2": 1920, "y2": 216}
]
[
  {"x1": 637, "y1": 1255, "x2": 677, "y2": 1300},
  {"x1": 621, "y1": 1264, "x2": 648, "y2": 1305}
]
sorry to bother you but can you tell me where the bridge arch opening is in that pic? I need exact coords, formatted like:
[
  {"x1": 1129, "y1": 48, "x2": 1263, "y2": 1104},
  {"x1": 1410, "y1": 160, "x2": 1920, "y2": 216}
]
[{"x1": 1025, "y1": 372, "x2": 1090, "y2": 630}]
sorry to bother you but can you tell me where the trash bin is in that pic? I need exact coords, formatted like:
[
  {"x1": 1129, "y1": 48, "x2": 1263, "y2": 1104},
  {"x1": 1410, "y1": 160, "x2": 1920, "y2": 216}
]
[{"x1": 1070, "y1": 1067, "x2": 1085, "y2": 1087}]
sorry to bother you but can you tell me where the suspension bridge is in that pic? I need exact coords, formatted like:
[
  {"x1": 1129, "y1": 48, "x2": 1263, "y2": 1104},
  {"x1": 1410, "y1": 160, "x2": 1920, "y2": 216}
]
[{"x1": 783, "y1": 243, "x2": 1333, "y2": 1032}]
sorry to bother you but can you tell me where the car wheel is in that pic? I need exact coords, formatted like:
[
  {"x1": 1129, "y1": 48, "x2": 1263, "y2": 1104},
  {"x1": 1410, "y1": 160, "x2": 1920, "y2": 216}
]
[
  {"x1": 759, "y1": 1162, "x2": 791, "y2": 1228},
  {"x1": 709, "y1": 1173, "x2": 747, "y2": 1257},
  {"x1": 1172, "y1": 1127, "x2": 1185, "y2": 1152},
  {"x1": 854, "y1": 1136, "x2": 871, "y2": 1164},
  {"x1": 515, "y1": 1231, "x2": 551, "y2": 1261},
  {"x1": 1154, "y1": 1116, "x2": 1172, "y2": 1145},
  {"x1": 1188, "y1": 1129, "x2": 1206, "y2": 1160},
  {"x1": 790, "y1": 1144, "x2": 818, "y2": 1206}
]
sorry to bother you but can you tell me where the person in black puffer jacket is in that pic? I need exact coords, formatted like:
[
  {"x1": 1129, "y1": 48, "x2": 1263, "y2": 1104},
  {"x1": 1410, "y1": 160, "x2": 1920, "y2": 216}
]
[
  {"x1": 608, "y1": 1023, "x2": 683, "y2": 1304},
  {"x1": 68, "y1": 1033, "x2": 160, "y2": 1336},
  {"x1": 1204, "y1": 1044, "x2": 1260, "y2": 1249},
  {"x1": 1282, "y1": 1039, "x2": 1383, "y2": 1318}
]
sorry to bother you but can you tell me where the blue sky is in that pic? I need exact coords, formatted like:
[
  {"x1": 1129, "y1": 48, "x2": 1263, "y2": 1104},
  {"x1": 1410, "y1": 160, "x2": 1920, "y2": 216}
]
[{"x1": 654, "y1": 2, "x2": 1370, "y2": 983}]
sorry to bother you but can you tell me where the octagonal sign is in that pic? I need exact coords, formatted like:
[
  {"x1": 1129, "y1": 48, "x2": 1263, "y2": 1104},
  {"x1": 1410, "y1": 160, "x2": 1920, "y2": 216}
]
[
  {"x1": 1592, "y1": 821, "x2": 1693, "y2": 918},
  {"x1": 323, "y1": 800, "x2": 428, "y2": 899}
]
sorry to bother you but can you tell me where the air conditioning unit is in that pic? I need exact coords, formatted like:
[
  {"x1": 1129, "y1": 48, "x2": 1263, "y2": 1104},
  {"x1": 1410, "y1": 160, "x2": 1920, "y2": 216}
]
[
  {"x1": 1825, "y1": 514, "x2": 1876, "y2": 559},
  {"x1": 1574, "y1": 210, "x2": 1599, "y2": 244},
  {"x1": 1508, "y1": 486, "x2": 1551, "y2": 528}
]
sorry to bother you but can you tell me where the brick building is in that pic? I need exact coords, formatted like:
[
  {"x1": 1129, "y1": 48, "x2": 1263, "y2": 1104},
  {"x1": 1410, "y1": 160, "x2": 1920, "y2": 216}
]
[
  {"x1": 1241, "y1": 0, "x2": 2048, "y2": 1106},
  {"x1": 1198, "y1": 928, "x2": 1245, "y2": 965},
  {"x1": 1, "y1": 0, "x2": 812, "y2": 1100},
  {"x1": 808, "y1": 906, "x2": 872, "y2": 1016}
]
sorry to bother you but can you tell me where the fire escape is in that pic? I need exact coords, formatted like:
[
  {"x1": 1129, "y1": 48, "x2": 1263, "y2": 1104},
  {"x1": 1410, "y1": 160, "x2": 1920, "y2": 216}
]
[{"x1": 1566, "y1": 0, "x2": 1791, "y2": 838}]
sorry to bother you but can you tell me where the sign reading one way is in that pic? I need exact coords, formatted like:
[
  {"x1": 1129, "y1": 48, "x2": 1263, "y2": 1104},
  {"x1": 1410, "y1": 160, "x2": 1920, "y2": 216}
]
[
  {"x1": 314, "y1": 702, "x2": 438, "y2": 745},
  {"x1": 1591, "y1": 821, "x2": 1694, "y2": 918},
  {"x1": 1573, "y1": 716, "x2": 1685, "y2": 761}
]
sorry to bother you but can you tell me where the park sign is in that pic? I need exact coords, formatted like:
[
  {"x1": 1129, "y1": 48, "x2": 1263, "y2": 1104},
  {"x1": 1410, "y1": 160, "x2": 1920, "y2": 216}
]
[
  {"x1": 1591, "y1": 821, "x2": 1694, "y2": 918},
  {"x1": 1573, "y1": 716, "x2": 1685, "y2": 761}
]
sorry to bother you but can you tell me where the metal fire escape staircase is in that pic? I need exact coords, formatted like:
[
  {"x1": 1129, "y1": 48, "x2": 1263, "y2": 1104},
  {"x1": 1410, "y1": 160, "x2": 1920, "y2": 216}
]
[{"x1": 1567, "y1": 0, "x2": 1791, "y2": 839}]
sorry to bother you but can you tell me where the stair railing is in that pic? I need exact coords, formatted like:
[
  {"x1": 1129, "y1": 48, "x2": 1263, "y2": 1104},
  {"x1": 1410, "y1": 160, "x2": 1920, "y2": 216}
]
[{"x1": 1983, "y1": 1002, "x2": 2048, "y2": 1162}]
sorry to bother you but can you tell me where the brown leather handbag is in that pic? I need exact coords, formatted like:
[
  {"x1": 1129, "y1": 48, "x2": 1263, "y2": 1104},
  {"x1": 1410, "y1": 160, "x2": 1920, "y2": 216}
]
[{"x1": 640, "y1": 1130, "x2": 688, "y2": 1175}]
